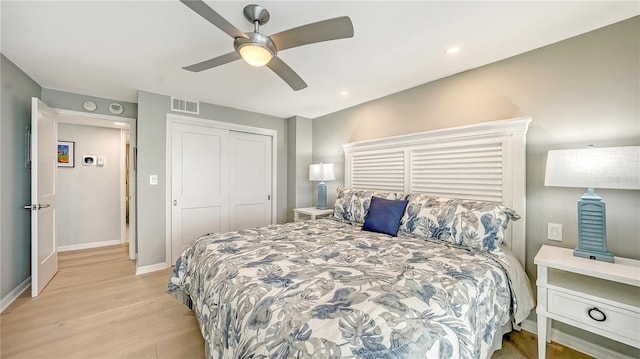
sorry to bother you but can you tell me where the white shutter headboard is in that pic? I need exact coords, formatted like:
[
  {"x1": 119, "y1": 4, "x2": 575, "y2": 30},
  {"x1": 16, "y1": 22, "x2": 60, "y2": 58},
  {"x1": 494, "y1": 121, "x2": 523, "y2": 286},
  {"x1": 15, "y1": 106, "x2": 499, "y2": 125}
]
[{"x1": 343, "y1": 117, "x2": 531, "y2": 266}]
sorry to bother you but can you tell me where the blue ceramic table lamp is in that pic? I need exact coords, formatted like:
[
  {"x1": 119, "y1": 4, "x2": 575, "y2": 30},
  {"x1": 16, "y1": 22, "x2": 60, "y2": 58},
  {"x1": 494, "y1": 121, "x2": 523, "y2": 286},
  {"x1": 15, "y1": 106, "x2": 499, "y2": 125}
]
[
  {"x1": 309, "y1": 163, "x2": 335, "y2": 209},
  {"x1": 544, "y1": 146, "x2": 640, "y2": 262}
]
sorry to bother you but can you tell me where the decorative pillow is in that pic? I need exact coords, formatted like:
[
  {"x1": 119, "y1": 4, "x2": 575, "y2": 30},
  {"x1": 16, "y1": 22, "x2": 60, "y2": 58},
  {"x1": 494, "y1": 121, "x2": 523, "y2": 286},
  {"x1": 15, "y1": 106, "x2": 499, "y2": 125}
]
[
  {"x1": 455, "y1": 200, "x2": 519, "y2": 253},
  {"x1": 361, "y1": 196, "x2": 409, "y2": 237},
  {"x1": 400, "y1": 193, "x2": 520, "y2": 253},
  {"x1": 400, "y1": 193, "x2": 459, "y2": 241},
  {"x1": 334, "y1": 188, "x2": 403, "y2": 224}
]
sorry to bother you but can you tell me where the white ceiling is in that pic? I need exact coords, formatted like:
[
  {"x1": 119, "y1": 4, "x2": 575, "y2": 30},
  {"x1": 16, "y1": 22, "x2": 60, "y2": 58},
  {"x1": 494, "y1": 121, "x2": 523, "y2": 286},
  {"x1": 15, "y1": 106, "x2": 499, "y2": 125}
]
[{"x1": 2, "y1": 1, "x2": 638, "y2": 119}]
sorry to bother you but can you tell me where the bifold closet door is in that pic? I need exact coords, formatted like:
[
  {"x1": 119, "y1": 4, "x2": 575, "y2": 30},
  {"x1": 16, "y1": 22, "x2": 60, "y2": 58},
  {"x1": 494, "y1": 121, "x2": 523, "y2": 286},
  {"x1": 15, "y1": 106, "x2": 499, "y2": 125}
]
[
  {"x1": 171, "y1": 123, "x2": 229, "y2": 262},
  {"x1": 228, "y1": 131, "x2": 272, "y2": 230}
]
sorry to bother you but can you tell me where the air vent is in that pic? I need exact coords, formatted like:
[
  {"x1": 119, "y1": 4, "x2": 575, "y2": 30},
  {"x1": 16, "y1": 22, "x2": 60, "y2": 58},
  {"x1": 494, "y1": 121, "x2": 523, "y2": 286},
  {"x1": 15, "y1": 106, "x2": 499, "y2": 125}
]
[{"x1": 171, "y1": 97, "x2": 199, "y2": 115}]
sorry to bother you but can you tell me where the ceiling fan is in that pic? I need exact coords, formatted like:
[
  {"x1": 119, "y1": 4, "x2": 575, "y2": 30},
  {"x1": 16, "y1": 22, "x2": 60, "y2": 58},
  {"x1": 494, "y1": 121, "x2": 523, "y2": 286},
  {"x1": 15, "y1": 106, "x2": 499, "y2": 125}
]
[{"x1": 180, "y1": 0, "x2": 354, "y2": 91}]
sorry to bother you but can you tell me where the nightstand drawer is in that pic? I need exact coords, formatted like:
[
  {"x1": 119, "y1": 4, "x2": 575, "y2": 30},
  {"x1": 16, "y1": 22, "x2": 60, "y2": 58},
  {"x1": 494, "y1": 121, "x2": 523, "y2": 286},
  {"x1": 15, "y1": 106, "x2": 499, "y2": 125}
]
[{"x1": 548, "y1": 289, "x2": 640, "y2": 344}]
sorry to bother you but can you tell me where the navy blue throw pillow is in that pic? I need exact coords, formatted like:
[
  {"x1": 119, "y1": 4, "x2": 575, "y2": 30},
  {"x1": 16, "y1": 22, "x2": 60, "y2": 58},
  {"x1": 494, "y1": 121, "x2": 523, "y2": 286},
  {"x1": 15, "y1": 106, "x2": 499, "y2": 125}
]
[{"x1": 362, "y1": 196, "x2": 409, "y2": 237}]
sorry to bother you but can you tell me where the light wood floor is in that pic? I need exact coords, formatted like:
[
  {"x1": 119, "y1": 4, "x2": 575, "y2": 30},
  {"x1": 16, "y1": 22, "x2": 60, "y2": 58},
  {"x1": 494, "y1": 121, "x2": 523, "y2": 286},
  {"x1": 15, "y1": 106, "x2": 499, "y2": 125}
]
[
  {"x1": 0, "y1": 244, "x2": 591, "y2": 359},
  {"x1": 0, "y1": 244, "x2": 204, "y2": 358}
]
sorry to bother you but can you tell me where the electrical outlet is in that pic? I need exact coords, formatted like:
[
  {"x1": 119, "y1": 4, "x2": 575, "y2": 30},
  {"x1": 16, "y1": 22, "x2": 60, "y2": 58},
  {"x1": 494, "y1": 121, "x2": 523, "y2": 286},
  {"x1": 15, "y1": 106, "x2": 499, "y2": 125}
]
[
  {"x1": 150, "y1": 175, "x2": 158, "y2": 185},
  {"x1": 547, "y1": 223, "x2": 562, "y2": 241}
]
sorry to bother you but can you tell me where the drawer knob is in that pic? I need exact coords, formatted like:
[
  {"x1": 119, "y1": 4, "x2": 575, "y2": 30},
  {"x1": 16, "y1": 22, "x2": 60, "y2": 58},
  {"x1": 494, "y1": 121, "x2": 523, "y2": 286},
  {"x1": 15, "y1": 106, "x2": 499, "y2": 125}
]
[{"x1": 587, "y1": 307, "x2": 607, "y2": 322}]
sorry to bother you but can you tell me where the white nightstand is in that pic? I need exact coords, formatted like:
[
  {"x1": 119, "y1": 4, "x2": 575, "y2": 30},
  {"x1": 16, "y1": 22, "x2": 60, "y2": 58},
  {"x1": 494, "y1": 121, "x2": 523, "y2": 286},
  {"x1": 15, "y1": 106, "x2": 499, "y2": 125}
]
[
  {"x1": 293, "y1": 207, "x2": 333, "y2": 222},
  {"x1": 534, "y1": 245, "x2": 640, "y2": 359}
]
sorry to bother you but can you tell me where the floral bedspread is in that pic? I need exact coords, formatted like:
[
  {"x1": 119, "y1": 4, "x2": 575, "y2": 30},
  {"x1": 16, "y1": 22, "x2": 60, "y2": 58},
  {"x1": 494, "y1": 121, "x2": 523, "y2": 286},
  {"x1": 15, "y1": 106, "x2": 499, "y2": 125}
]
[{"x1": 168, "y1": 218, "x2": 518, "y2": 359}]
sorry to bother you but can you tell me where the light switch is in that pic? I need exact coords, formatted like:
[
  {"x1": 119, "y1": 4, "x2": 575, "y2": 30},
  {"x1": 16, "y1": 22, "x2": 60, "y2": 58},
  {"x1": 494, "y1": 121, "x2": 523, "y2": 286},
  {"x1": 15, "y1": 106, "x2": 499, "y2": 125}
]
[
  {"x1": 547, "y1": 223, "x2": 562, "y2": 241},
  {"x1": 150, "y1": 175, "x2": 158, "y2": 185}
]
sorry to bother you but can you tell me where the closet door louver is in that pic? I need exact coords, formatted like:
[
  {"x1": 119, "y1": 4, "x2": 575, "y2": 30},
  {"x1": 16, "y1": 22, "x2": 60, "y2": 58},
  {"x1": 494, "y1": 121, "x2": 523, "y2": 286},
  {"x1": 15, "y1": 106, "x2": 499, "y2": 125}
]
[
  {"x1": 410, "y1": 142, "x2": 504, "y2": 202},
  {"x1": 350, "y1": 151, "x2": 404, "y2": 192}
]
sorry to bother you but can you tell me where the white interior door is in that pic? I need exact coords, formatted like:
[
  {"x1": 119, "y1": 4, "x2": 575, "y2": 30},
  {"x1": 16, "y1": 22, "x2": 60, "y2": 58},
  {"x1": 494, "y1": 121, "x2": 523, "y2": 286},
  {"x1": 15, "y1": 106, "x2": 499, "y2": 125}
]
[
  {"x1": 28, "y1": 98, "x2": 58, "y2": 297},
  {"x1": 171, "y1": 123, "x2": 229, "y2": 262},
  {"x1": 228, "y1": 131, "x2": 272, "y2": 230}
]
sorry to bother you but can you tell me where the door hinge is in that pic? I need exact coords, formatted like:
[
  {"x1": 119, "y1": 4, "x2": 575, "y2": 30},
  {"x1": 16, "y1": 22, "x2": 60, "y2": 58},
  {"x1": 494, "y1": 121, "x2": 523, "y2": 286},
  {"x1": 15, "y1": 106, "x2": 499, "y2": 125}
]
[{"x1": 25, "y1": 127, "x2": 32, "y2": 169}]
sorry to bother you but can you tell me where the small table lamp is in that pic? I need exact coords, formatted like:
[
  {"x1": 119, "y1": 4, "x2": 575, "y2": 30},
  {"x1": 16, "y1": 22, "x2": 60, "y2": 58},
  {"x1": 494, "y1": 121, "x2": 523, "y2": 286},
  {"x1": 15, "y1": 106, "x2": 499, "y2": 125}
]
[
  {"x1": 544, "y1": 146, "x2": 640, "y2": 262},
  {"x1": 309, "y1": 162, "x2": 335, "y2": 210}
]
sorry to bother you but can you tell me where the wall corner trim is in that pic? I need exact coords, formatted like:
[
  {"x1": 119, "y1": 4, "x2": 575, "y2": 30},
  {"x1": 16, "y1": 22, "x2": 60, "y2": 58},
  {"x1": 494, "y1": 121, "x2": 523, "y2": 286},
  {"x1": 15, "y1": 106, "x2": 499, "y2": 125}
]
[
  {"x1": 521, "y1": 319, "x2": 635, "y2": 359},
  {"x1": 1, "y1": 276, "x2": 31, "y2": 313},
  {"x1": 135, "y1": 262, "x2": 170, "y2": 276}
]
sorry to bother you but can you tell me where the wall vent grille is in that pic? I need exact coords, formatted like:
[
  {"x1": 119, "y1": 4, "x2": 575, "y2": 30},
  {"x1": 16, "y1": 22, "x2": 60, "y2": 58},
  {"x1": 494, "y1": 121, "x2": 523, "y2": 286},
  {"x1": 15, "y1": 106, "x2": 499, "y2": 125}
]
[{"x1": 171, "y1": 97, "x2": 199, "y2": 115}]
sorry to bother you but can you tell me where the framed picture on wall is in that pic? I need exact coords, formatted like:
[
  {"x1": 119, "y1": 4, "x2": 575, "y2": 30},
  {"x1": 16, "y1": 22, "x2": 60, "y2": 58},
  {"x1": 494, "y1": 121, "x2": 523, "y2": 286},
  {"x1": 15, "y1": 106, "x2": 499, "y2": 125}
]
[{"x1": 57, "y1": 141, "x2": 75, "y2": 167}]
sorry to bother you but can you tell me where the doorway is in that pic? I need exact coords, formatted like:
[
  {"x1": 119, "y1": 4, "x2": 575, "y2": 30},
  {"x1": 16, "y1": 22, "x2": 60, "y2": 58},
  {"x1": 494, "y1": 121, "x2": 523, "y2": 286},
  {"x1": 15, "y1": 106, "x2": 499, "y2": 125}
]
[
  {"x1": 56, "y1": 110, "x2": 137, "y2": 261},
  {"x1": 29, "y1": 99, "x2": 138, "y2": 297}
]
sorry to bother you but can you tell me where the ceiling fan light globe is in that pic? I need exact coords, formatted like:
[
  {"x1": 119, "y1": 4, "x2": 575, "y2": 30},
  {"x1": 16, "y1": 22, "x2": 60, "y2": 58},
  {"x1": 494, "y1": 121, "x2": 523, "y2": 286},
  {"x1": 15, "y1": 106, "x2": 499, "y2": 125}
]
[
  {"x1": 239, "y1": 44, "x2": 273, "y2": 67},
  {"x1": 234, "y1": 32, "x2": 277, "y2": 67}
]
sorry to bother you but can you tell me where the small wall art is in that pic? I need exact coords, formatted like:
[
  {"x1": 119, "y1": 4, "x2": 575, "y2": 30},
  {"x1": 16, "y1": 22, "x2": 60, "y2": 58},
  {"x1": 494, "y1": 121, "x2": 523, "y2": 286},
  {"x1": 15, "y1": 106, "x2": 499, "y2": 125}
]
[{"x1": 57, "y1": 141, "x2": 75, "y2": 167}]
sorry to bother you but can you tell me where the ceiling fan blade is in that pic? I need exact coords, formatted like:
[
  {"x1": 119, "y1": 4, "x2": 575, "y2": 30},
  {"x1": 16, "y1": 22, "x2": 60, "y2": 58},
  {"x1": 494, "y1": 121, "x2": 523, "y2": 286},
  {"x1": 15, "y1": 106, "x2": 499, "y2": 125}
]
[
  {"x1": 183, "y1": 52, "x2": 241, "y2": 72},
  {"x1": 180, "y1": 0, "x2": 248, "y2": 39},
  {"x1": 269, "y1": 16, "x2": 354, "y2": 51},
  {"x1": 266, "y1": 57, "x2": 307, "y2": 91}
]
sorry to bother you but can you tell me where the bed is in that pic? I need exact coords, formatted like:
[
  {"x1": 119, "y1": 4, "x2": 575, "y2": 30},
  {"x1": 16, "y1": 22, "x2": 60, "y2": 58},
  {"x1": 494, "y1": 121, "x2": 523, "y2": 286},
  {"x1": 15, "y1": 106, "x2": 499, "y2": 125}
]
[{"x1": 168, "y1": 117, "x2": 535, "y2": 359}]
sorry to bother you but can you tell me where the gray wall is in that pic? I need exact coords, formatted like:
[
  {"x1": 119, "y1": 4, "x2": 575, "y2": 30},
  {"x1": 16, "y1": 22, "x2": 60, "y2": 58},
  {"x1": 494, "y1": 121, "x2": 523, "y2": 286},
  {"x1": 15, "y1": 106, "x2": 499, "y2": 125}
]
[
  {"x1": 313, "y1": 16, "x2": 639, "y2": 356},
  {"x1": 136, "y1": 90, "x2": 287, "y2": 267},
  {"x1": 57, "y1": 124, "x2": 123, "y2": 248},
  {"x1": 286, "y1": 116, "x2": 313, "y2": 221},
  {"x1": 42, "y1": 89, "x2": 137, "y2": 119},
  {"x1": 0, "y1": 54, "x2": 40, "y2": 301}
]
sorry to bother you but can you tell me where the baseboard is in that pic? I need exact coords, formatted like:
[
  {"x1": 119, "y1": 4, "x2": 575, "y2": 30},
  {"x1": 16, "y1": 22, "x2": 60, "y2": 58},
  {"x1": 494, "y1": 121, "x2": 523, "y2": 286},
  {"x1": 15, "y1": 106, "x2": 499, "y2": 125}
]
[
  {"x1": 1, "y1": 277, "x2": 31, "y2": 313},
  {"x1": 57, "y1": 239, "x2": 124, "y2": 252},
  {"x1": 521, "y1": 319, "x2": 635, "y2": 359},
  {"x1": 135, "y1": 262, "x2": 170, "y2": 275}
]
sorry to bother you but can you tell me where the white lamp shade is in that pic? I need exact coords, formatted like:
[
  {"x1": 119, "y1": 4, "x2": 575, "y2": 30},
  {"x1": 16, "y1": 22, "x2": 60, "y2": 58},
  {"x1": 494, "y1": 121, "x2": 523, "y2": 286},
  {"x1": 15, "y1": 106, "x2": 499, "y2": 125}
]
[
  {"x1": 544, "y1": 146, "x2": 640, "y2": 190},
  {"x1": 309, "y1": 163, "x2": 335, "y2": 181}
]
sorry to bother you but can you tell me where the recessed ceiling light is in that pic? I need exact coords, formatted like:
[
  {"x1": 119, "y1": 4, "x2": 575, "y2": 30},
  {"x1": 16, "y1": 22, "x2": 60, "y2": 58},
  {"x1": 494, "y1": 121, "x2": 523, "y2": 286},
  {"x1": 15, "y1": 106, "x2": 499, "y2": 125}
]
[
  {"x1": 445, "y1": 47, "x2": 461, "y2": 55},
  {"x1": 340, "y1": 90, "x2": 350, "y2": 97}
]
